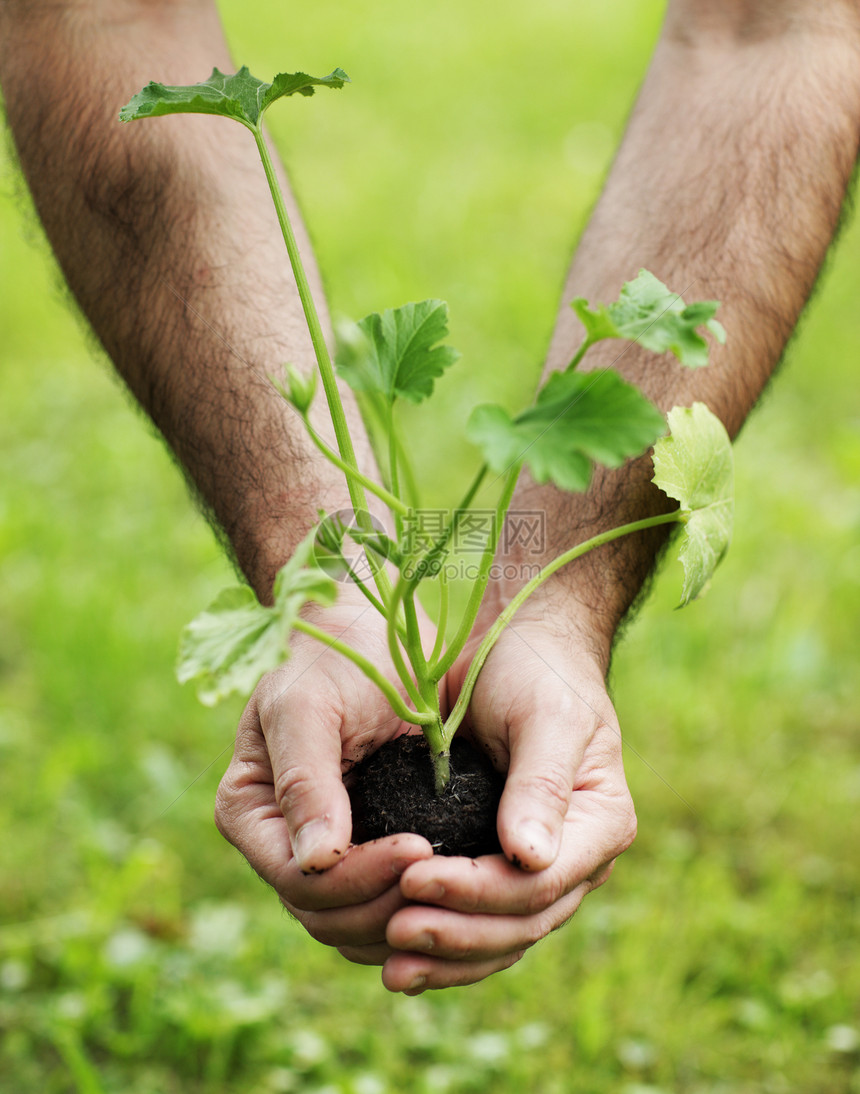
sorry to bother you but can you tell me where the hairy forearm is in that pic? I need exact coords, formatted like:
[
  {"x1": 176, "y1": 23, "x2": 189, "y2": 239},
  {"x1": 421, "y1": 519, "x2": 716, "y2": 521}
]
[
  {"x1": 487, "y1": 6, "x2": 860, "y2": 668},
  {"x1": 0, "y1": 0, "x2": 364, "y2": 600}
]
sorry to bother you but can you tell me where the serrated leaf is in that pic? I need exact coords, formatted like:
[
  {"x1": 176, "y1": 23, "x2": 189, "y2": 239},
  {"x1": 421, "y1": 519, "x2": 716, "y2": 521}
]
[
  {"x1": 652, "y1": 402, "x2": 733, "y2": 605},
  {"x1": 176, "y1": 586, "x2": 285, "y2": 706},
  {"x1": 467, "y1": 370, "x2": 666, "y2": 492},
  {"x1": 120, "y1": 66, "x2": 349, "y2": 130},
  {"x1": 572, "y1": 269, "x2": 726, "y2": 369},
  {"x1": 336, "y1": 300, "x2": 459, "y2": 406},
  {"x1": 272, "y1": 528, "x2": 339, "y2": 613},
  {"x1": 177, "y1": 530, "x2": 336, "y2": 705}
]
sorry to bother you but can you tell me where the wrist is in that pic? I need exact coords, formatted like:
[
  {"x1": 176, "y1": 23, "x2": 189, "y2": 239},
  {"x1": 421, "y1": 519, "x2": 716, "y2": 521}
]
[
  {"x1": 479, "y1": 573, "x2": 616, "y2": 678},
  {"x1": 663, "y1": 0, "x2": 860, "y2": 46},
  {"x1": 470, "y1": 466, "x2": 677, "y2": 675},
  {"x1": 234, "y1": 477, "x2": 393, "y2": 605}
]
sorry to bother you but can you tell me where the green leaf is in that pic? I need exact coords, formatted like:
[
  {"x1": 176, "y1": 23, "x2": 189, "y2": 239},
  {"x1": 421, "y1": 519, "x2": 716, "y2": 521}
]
[
  {"x1": 272, "y1": 530, "x2": 339, "y2": 615},
  {"x1": 572, "y1": 270, "x2": 726, "y2": 369},
  {"x1": 336, "y1": 300, "x2": 460, "y2": 406},
  {"x1": 176, "y1": 587, "x2": 285, "y2": 706},
  {"x1": 652, "y1": 402, "x2": 734, "y2": 605},
  {"x1": 177, "y1": 530, "x2": 336, "y2": 705},
  {"x1": 467, "y1": 370, "x2": 666, "y2": 492},
  {"x1": 119, "y1": 66, "x2": 349, "y2": 130}
]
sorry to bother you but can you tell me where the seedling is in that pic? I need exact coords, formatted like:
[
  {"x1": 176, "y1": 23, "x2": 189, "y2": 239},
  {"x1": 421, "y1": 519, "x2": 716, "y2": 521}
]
[{"x1": 120, "y1": 68, "x2": 733, "y2": 800}]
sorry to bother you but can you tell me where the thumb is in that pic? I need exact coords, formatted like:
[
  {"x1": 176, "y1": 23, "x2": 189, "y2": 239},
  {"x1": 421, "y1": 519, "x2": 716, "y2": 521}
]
[
  {"x1": 257, "y1": 676, "x2": 353, "y2": 874},
  {"x1": 495, "y1": 687, "x2": 592, "y2": 871}
]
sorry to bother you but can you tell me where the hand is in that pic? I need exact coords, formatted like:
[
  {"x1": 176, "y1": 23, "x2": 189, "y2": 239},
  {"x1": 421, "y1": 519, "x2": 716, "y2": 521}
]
[
  {"x1": 214, "y1": 586, "x2": 436, "y2": 964},
  {"x1": 381, "y1": 604, "x2": 637, "y2": 993}
]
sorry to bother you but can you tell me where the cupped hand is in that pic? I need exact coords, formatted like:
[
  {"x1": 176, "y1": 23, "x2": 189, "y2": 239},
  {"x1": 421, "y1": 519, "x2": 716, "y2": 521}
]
[
  {"x1": 214, "y1": 585, "x2": 436, "y2": 962},
  {"x1": 381, "y1": 607, "x2": 637, "y2": 993}
]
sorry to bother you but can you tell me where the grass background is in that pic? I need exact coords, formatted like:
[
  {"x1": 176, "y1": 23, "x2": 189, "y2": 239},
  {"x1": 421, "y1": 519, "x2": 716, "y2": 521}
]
[{"x1": 1, "y1": 0, "x2": 859, "y2": 1090}]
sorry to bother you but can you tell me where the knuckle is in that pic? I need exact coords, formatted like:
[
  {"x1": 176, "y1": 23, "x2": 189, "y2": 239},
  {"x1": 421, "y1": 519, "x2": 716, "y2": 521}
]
[
  {"x1": 500, "y1": 949, "x2": 527, "y2": 975},
  {"x1": 304, "y1": 919, "x2": 340, "y2": 948},
  {"x1": 618, "y1": 798, "x2": 638, "y2": 854},
  {"x1": 588, "y1": 858, "x2": 617, "y2": 892},
  {"x1": 273, "y1": 764, "x2": 321, "y2": 818},
  {"x1": 523, "y1": 912, "x2": 551, "y2": 949},
  {"x1": 524, "y1": 873, "x2": 565, "y2": 917},
  {"x1": 213, "y1": 776, "x2": 239, "y2": 843},
  {"x1": 448, "y1": 933, "x2": 482, "y2": 961},
  {"x1": 514, "y1": 769, "x2": 571, "y2": 817},
  {"x1": 527, "y1": 906, "x2": 566, "y2": 946}
]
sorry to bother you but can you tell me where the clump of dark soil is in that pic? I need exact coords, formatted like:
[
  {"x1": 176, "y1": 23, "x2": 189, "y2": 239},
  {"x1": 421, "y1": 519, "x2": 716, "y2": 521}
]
[{"x1": 348, "y1": 735, "x2": 504, "y2": 857}]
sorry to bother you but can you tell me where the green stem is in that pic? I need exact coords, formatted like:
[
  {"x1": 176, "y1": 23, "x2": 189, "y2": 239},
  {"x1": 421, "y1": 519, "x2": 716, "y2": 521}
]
[
  {"x1": 426, "y1": 724, "x2": 451, "y2": 793},
  {"x1": 355, "y1": 398, "x2": 421, "y2": 507},
  {"x1": 393, "y1": 424, "x2": 421, "y2": 509},
  {"x1": 294, "y1": 618, "x2": 436, "y2": 726},
  {"x1": 403, "y1": 463, "x2": 488, "y2": 585},
  {"x1": 430, "y1": 569, "x2": 450, "y2": 665},
  {"x1": 299, "y1": 411, "x2": 410, "y2": 517},
  {"x1": 337, "y1": 562, "x2": 395, "y2": 627},
  {"x1": 253, "y1": 127, "x2": 393, "y2": 603},
  {"x1": 431, "y1": 463, "x2": 521, "y2": 680},
  {"x1": 441, "y1": 509, "x2": 685, "y2": 742},
  {"x1": 403, "y1": 589, "x2": 427, "y2": 677},
  {"x1": 567, "y1": 337, "x2": 594, "y2": 372},
  {"x1": 388, "y1": 405, "x2": 404, "y2": 540},
  {"x1": 373, "y1": 462, "x2": 493, "y2": 746},
  {"x1": 384, "y1": 578, "x2": 430, "y2": 710}
]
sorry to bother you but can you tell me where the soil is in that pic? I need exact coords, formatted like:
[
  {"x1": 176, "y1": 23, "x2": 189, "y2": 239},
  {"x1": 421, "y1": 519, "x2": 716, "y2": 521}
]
[{"x1": 347, "y1": 735, "x2": 504, "y2": 857}]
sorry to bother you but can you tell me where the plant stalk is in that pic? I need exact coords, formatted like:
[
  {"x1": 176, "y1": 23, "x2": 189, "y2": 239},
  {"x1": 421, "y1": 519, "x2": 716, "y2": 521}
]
[
  {"x1": 253, "y1": 127, "x2": 393, "y2": 604},
  {"x1": 431, "y1": 463, "x2": 520, "y2": 680},
  {"x1": 294, "y1": 618, "x2": 436, "y2": 726},
  {"x1": 441, "y1": 508, "x2": 685, "y2": 742},
  {"x1": 299, "y1": 413, "x2": 410, "y2": 517},
  {"x1": 429, "y1": 569, "x2": 449, "y2": 665}
]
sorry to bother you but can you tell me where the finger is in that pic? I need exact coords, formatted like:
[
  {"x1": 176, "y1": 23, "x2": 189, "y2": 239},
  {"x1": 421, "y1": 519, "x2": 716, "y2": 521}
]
[
  {"x1": 256, "y1": 672, "x2": 354, "y2": 873},
  {"x1": 215, "y1": 698, "x2": 297, "y2": 883},
  {"x1": 286, "y1": 875, "x2": 413, "y2": 950},
  {"x1": 337, "y1": 942, "x2": 394, "y2": 966},
  {"x1": 283, "y1": 834, "x2": 434, "y2": 913},
  {"x1": 400, "y1": 790, "x2": 634, "y2": 916},
  {"x1": 381, "y1": 948, "x2": 526, "y2": 994},
  {"x1": 216, "y1": 709, "x2": 434, "y2": 904},
  {"x1": 400, "y1": 852, "x2": 565, "y2": 917},
  {"x1": 495, "y1": 684, "x2": 594, "y2": 871},
  {"x1": 386, "y1": 882, "x2": 589, "y2": 961}
]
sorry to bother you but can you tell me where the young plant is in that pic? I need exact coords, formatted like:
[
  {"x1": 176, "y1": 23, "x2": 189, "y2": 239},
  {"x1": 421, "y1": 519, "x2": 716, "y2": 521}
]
[{"x1": 120, "y1": 68, "x2": 734, "y2": 812}]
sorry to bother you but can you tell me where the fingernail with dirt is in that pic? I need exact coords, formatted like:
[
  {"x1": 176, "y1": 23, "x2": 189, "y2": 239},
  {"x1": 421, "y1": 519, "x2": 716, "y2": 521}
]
[
  {"x1": 516, "y1": 819, "x2": 556, "y2": 867},
  {"x1": 294, "y1": 818, "x2": 332, "y2": 871}
]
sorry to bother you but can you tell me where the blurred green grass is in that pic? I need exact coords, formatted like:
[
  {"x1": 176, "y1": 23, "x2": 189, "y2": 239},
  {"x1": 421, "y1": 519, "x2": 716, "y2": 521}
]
[{"x1": 1, "y1": 0, "x2": 859, "y2": 1091}]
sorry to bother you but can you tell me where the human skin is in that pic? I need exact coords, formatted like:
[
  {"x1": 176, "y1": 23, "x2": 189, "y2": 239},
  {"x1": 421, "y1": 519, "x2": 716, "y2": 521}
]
[
  {"x1": 379, "y1": 0, "x2": 860, "y2": 992},
  {"x1": 2, "y1": 0, "x2": 859, "y2": 994}
]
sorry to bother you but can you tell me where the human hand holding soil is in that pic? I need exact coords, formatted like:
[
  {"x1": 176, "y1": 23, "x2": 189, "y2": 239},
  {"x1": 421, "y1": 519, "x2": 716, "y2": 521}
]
[
  {"x1": 215, "y1": 588, "x2": 630, "y2": 991},
  {"x1": 213, "y1": 586, "x2": 438, "y2": 960},
  {"x1": 380, "y1": 613, "x2": 635, "y2": 993}
]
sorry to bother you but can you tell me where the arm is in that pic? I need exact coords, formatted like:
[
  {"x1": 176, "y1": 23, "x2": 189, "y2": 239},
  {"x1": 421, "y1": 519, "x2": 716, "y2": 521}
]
[
  {"x1": 0, "y1": 0, "x2": 352, "y2": 599},
  {"x1": 381, "y1": 0, "x2": 860, "y2": 993},
  {"x1": 0, "y1": 0, "x2": 436, "y2": 936},
  {"x1": 523, "y1": 0, "x2": 860, "y2": 657}
]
